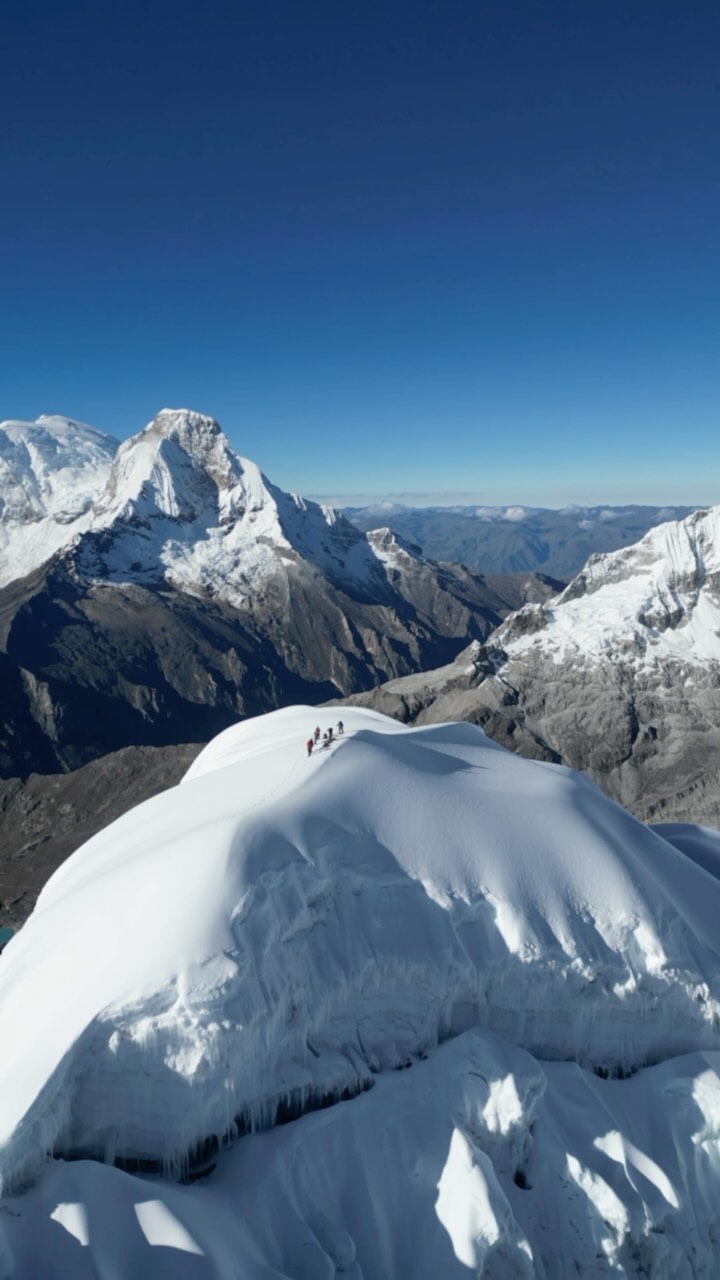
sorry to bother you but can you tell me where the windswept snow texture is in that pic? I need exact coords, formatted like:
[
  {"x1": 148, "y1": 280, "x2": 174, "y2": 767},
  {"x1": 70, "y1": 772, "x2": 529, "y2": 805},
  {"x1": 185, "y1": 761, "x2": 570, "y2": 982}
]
[
  {"x1": 4, "y1": 1031, "x2": 720, "y2": 1278},
  {"x1": 0, "y1": 416, "x2": 118, "y2": 588},
  {"x1": 2, "y1": 708, "x2": 720, "y2": 1207}
]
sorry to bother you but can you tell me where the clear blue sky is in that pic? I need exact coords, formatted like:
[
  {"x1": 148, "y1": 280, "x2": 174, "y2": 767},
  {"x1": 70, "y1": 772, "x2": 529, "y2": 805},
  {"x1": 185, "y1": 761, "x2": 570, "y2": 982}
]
[{"x1": 2, "y1": 0, "x2": 718, "y2": 504}]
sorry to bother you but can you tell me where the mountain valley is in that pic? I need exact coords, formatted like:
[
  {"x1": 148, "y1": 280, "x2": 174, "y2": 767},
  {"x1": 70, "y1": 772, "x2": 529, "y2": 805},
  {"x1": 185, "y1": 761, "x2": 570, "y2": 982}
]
[{"x1": 346, "y1": 500, "x2": 696, "y2": 578}]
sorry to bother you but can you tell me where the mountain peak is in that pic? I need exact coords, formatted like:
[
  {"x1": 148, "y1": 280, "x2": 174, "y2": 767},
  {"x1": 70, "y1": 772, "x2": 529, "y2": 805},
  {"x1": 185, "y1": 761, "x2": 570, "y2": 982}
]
[
  {"x1": 140, "y1": 407, "x2": 243, "y2": 488},
  {"x1": 94, "y1": 407, "x2": 248, "y2": 528},
  {"x1": 366, "y1": 526, "x2": 425, "y2": 568},
  {"x1": 148, "y1": 407, "x2": 224, "y2": 448}
]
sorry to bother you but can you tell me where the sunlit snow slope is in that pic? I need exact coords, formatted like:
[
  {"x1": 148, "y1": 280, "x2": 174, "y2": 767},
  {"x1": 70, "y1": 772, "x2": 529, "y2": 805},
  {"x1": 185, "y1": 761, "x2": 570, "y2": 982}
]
[
  {"x1": 1, "y1": 707, "x2": 720, "y2": 1202},
  {"x1": 0, "y1": 409, "x2": 409, "y2": 602},
  {"x1": 77, "y1": 408, "x2": 389, "y2": 603},
  {"x1": 344, "y1": 506, "x2": 720, "y2": 828},
  {"x1": 498, "y1": 505, "x2": 720, "y2": 665},
  {"x1": 0, "y1": 416, "x2": 118, "y2": 588}
]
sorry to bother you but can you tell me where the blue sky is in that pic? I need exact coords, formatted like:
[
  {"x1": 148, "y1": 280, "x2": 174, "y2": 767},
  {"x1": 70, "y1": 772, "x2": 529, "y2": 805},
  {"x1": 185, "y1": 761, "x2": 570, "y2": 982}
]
[{"x1": 2, "y1": 0, "x2": 718, "y2": 505}]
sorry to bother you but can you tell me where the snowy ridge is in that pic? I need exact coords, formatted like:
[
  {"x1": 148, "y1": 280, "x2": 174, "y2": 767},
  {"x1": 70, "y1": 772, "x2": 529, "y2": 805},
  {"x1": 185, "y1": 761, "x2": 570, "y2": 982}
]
[
  {"x1": 0, "y1": 416, "x2": 118, "y2": 589},
  {"x1": 366, "y1": 524, "x2": 426, "y2": 568},
  {"x1": 0, "y1": 408, "x2": 416, "y2": 603},
  {"x1": 496, "y1": 505, "x2": 720, "y2": 665},
  {"x1": 61, "y1": 408, "x2": 398, "y2": 604},
  {"x1": 2, "y1": 707, "x2": 720, "y2": 1194}
]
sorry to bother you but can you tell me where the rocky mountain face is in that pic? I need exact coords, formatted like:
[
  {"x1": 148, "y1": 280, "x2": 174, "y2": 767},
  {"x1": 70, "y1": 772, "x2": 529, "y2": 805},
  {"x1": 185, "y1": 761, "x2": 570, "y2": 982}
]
[
  {"x1": 0, "y1": 409, "x2": 559, "y2": 783},
  {"x1": 0, "y1": 743, "x2": 200, "y2": 927},
  {"x1": 341, "y1": 507, "x2": 720, "y2": 826},
  {"x1": 346, "y1": 502, "x2": 696, "y2": 578}
]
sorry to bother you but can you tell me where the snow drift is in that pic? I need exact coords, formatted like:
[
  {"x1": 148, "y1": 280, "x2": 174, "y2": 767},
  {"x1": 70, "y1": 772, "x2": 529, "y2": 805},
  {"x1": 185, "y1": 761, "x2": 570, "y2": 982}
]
[{"x1": 1, "y1": 707, "x2": 720, "y2": 1198}]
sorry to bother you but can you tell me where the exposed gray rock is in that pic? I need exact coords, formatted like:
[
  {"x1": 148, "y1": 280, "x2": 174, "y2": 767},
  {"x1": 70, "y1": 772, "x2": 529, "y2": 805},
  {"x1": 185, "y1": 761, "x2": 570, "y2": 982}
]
[
  {"x1": 0, "y1": 743, "x2": 200, "y2": 928},
  {"x1": 339, "y1": 509, "x2": 720, "y2": 827},
  {"x1": 0, "y1": 554, "x2": 555, "y2": 779},
  {"x1": 339, "y1": 645, "x2": 720, "y2": 825}
]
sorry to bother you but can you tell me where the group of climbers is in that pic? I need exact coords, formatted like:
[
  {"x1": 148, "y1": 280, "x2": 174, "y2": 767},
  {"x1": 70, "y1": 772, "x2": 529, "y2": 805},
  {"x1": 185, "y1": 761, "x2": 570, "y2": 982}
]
[{"x1": 306, "y1": 720, "x2": 344, "y2": 756}]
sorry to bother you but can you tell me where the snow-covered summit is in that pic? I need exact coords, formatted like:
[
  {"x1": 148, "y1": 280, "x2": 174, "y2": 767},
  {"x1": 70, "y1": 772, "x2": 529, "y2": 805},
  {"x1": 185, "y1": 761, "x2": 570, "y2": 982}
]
[
  {"x1": 94, "y1": 408, "x2": 250, "y2": 525},
  {"x1": 0, "y1": 415, "x2": 118, "y2": 588},
  {"x1": 0, "y1": 407, "x2": 410, "y2": 604},
  {"x1": 1, "y1": 705, "x2": 720, "y2": 1193},
  {"x1": 496, "y1": 505, "x2": 720, "y2": 665},
  {"x1": 74, "y1": 407, "x2": 391, "y2": 601},
  {"x1": 0, "y1": 415, "x2": 117, "y2": 523}
]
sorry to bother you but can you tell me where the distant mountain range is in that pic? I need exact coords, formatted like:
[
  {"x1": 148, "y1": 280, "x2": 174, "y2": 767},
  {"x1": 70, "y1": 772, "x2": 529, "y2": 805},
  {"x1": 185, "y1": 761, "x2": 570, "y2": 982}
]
[
  {"x1": 342, "y1": 505, "x2": 720, "y2": 826},
  {"x1": 346, "y1": 502, "x2": 696, "y2": 578}
]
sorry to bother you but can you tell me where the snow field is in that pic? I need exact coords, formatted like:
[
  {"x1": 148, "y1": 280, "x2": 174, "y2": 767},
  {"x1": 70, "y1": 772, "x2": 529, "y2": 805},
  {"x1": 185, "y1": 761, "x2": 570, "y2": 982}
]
[
  {"x1": 0, "y1": 416, "x2": 118, "y2": 589},
  {"x1": 1, "y1": 707, "x2": 720, "y2": 1199}
]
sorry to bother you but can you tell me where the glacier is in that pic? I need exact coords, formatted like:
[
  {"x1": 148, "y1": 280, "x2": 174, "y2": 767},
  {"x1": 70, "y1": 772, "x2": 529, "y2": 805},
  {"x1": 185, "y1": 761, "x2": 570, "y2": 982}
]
[{"x1": 1, "y1": 706, "x2": 720, "y2": 1276}]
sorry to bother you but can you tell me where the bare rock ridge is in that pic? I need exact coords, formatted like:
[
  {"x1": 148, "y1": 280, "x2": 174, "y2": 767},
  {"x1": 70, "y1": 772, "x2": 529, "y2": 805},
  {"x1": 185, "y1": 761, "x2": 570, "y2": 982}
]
[{"x1": 341, "y1": 506, "x2": 720, "y2": 826}]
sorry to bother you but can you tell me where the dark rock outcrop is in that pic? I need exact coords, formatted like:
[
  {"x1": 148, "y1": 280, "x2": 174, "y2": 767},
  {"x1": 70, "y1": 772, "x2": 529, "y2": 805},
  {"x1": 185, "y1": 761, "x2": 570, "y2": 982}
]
[{"x1": 0, "y1": 743, "x2": 200, "y2": 927}]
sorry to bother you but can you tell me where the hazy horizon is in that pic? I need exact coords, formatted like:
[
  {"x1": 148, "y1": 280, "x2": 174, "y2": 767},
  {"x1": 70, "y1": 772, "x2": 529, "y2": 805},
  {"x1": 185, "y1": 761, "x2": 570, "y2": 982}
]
[{"x1": 309, "y1": 491, "x2": 709, "y2": 512}]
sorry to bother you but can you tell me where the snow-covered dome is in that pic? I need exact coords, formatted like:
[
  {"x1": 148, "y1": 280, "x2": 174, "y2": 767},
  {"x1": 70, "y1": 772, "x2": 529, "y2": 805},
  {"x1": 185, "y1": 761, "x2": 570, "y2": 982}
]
[
  {"x1": 2, "y1": 707, "x2": 720, "y2": 1274},
  {"x1": 2, "y1": 706, "x2": 720, "y2": 1192}
]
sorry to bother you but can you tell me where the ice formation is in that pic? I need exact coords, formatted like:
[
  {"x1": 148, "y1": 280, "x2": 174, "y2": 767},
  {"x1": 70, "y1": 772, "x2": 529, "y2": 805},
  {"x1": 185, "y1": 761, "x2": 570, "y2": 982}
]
[{"x1": 2, "y1": 706, "x2": 720, "y2": 1276}]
